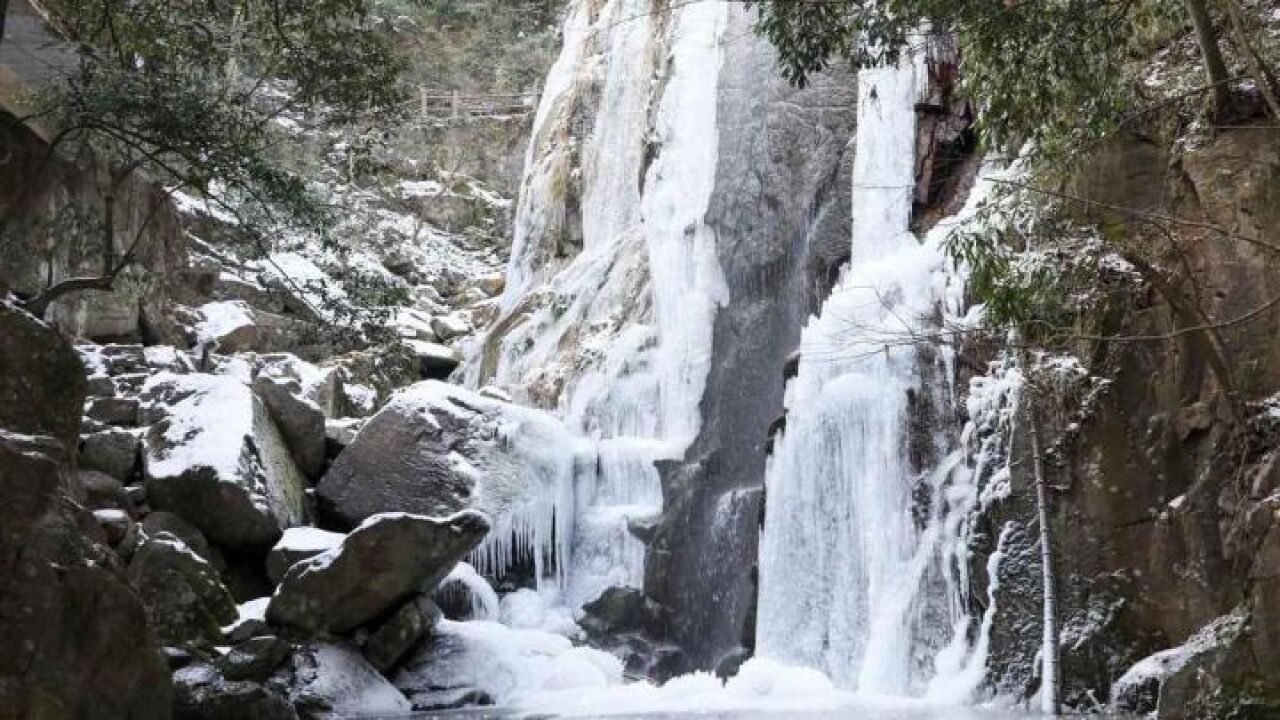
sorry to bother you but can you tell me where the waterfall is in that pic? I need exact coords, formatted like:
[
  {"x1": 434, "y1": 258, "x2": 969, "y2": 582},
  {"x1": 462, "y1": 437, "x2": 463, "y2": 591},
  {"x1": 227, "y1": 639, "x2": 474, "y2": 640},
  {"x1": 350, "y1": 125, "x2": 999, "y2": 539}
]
[
  {"x1": 756, "y1": 61, "x2": 985, "y2": 696},
  {"x1": 463, "y1": 0, "x2": 729, "y2": 613}
]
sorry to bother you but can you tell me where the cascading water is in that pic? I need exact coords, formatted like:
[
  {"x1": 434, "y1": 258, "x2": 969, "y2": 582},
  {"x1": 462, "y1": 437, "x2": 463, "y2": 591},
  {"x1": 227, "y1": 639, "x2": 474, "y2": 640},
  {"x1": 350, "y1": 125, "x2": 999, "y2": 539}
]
[{"x1": 755, "y1": 60, "x2": 992, "y2": 698}]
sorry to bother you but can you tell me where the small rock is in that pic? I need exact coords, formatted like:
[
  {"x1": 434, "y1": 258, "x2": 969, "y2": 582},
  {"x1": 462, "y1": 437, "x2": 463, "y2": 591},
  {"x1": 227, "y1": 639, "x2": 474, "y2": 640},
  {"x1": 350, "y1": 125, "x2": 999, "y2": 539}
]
[
  {"x1": 86, "y1": 375, "x2": 116, "y2": 398},
  {"x1": 364, "y1": 598, "x2": 442, "y2": 673},
  {"x1": 405, "y1": 340, "x2": 461, "y2": 381},
  {"x1": 141, "y1": 511, "x2": 221, "y2": 569},
  {"x1": 86, "y1": 396, "x2": 141, "y2": 426},
  {"x1": 324, "y1": 418, "x2": 365, "y2": 456},
  {"x1": 459, "y1": 287, "x2": 488, "y2": 306},
  {"x1": 218, "y1": 636, "x2": 291, "y2": 682},
  {"x1": 476, "y1": 272, "x2": 505, "y2": 296},
  {"x1": 173, "y1": 663, "x2": 297, "y2": 720},
  {"x1": 100, "y1": 344, "x2": 148, "y2": 375},
  {"x1": 79, "y1": 428, "x2": 140, "y2": 481},
  {"x1": 94, "y1": 508, "x2": 134, "y2": 546},
  {"x1": 165, "y1": 647, "x2": 194, "y2": 670},
  {"x1": 124, "y1": 484, "x2": 147, "y2": 506},
  {"x1": 77, "y1": 470, "x2": 138, "y2": 516},
  {"x1": 429, "y1": 313, "x2": 471, "y2": 342},
  {"x1": 224, "y1": 617, "x2": 271, "y2": 645}
]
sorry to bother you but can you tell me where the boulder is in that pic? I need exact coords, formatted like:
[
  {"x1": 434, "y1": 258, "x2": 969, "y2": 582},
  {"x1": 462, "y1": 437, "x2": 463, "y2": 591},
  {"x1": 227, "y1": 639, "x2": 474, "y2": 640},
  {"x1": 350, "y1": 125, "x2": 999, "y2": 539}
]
[
  {"x1": 324, "y1": 417, "x2": 364, "y2": 459},
  {"x1": 252, "y1": 374, "x2": 326, "y2": 480},
  {"x1": 288, "y1": 642, "x2": 412, "y2": 718},
  {"x1": 195, "y1": 300, "x2": 258, "y2": 352},
  {"x1": 429, "y1": 313, "x2": 471, "y2": 342},
  {"x1": 173, "y1": 663, "x2": 297, "y2": 720},
  {"x1": 0, "y1": 429, "x2": 172, "y2": 718},
  {"x1": 94, "y1": 508, "x2": 135, "y2": 546},
  {"x1": 267, "y1": 511, "x2": 489, "y2": 635},
  {"x1": 406, "y1": 339, "x2": 461, "y2": 380},
  {"x1": 141, "y1": 372, "x2": 309, "y2": 548},
  {"x1": 476, "y1": 272, "x2": 505, "y2": 296},
  {"x1": 76, "y1": 470, "x2": 139, "y2": 516},
  {"x1": 86, "y1": 396, "x2": 141, "y2": 426},
  {"x1": 317, "y1": 381, "x2": 585, "y2": 528},
  {"x1": 218, "y1": 636, "x2": 291, "y2": 682},
  {"x1": 266, "y1": 526, "x2": 345, "y2": 584},
  {"x1": 127, "y1": 532, "x2": 238, "y2": 648},
  {"x1": 0, "y1": 303, "x2": 87, "y2": 451},
  {"x1": 364, "y1": 597, "x2": 442, "y2": 673},
  {"x1": 79, "y1": 427, "x2": 141, "y2": 481},
  {"x1": 141, "y1": 511, "x2": 221, "y2": 568}
]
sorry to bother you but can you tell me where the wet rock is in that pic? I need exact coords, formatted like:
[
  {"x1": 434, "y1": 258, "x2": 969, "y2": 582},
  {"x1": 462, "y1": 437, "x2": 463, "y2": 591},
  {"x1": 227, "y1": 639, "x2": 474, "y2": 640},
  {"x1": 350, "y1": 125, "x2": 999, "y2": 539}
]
[
  {"x1": 266, "y1": 526, "x2": 344, "y2": 584},
  {"x1": 141, "y1": 372, "x2": 309, "y2": 548},
  {"x1": 287, "y1": 642, "x2": 411, "y2": 718},
  {"x1": 266, "y1": 511, "x2": 489, "y2": 635},
  {"x1": 173, "y1": 663, "x2": 297, "y2": 720},
  {"x1": 128, "y1": 532, "x2": 238, "y2": 648},
  {"x1": 86, "y1": 396, "x2": 141, "y2": 426},
  {"x1": 364, "y1": 598, "x2": 442, "y2": 673},
  {"x1": 77, "y1": 469, "x2": 139, "y2": 516},
  {"x1": 253, "y1": 374, "x2": 327, "y2": 480},
  {"x1": 218, "y1": 636, "x2": 291, "y2": 682},
  {"x1": 79, "y1": 427, "x2": 141, "y2": 481},
  {"x1": 0, "y1": 305, "x2": 87, "y2": 452}
]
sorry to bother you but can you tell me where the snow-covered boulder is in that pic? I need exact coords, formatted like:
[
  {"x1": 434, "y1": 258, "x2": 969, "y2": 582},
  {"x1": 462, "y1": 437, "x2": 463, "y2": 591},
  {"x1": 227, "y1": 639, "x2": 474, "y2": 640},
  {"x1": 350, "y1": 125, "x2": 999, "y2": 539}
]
[
  {"x1": 430, "y1": 312, "x2": 472, "y2": 341},
  {"x1": 266, "y1": 511, "x2": 489, "y2": 635},
  {"x1": 288, "y1": 642, "x2": 412, "y2": 717},
  {"x1": 406, "y1": 339, "x2": 461, "y2": 380},
  {"x1": 141, "y1": 372, "x2": 309, "y2": 548},
  {"x1": 266, "y1": 526, "x2": 344, "y2": 584},
  {"x1": 196, "y1": 300, "x2": 258, "y2": 352},
  {"x1": 316, "y1": 380, "x2": 589, "y2": 533},
  {"x1": 172, "y1": 663, "x2": 296, "y2": 720}
]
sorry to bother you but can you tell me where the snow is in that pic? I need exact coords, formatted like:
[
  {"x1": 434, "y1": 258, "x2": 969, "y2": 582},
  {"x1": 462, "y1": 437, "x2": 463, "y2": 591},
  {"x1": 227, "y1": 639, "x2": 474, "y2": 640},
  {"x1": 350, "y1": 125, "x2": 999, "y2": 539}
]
[
  {"x1": 296, "y1": 642, "x2": 412, "y2": 716},
  {"x1": 1110, "y1": 607, "x2": 1249, "y2": 707},
  {"x1": 237, "y1": 597, "x2": 271, "y2": 622},
  {"x1": 273, "y1": 526, "x2": 344, "y2": 554},
  {"x1": 194, "y1": 301, "x2": 254, "y2": 346},
  {"x1": 142, "y1": 372, "x2": 255, "y2": 480}
]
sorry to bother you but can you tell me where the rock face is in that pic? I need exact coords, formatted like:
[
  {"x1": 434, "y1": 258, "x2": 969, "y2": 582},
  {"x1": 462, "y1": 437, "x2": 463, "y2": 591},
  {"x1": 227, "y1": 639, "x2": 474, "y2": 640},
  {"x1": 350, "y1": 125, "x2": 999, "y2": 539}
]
[
  {"x1": 0, "y1": 303, "x2": 88, "y2": 451},
  {"x1": 0, "y1": 305, "x2": 170, "y2": 718},
  {"x1": 141, "y1": 372, "x2": 309, "y2": 548},
  {"x1": 267, "y1": 511, "x2": 489, "y2": 635},
  {"x1": 317, "y1": 381, "x2": 581, "y2": 529}
]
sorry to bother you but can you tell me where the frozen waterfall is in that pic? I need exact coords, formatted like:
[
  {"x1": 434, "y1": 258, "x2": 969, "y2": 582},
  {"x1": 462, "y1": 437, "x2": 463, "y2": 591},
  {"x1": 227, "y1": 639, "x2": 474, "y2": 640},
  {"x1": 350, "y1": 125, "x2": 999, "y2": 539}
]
[
  {"x1": 756, "y1": 61, "x2": 988, "y2": 697},
  {"x1": 464, "y1": 0, "x2": 729, "y2": 613}
]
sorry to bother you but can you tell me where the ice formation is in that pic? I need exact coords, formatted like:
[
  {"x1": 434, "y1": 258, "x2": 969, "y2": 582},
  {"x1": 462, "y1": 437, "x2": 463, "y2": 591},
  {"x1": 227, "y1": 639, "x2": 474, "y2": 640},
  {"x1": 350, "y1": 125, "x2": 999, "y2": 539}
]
[
  {"x1": 461, "y1": 0, "x2": 730, "y2": 613},
  {"x1": 756, "y1": 60, "x2": 1002, "y2": 699}
]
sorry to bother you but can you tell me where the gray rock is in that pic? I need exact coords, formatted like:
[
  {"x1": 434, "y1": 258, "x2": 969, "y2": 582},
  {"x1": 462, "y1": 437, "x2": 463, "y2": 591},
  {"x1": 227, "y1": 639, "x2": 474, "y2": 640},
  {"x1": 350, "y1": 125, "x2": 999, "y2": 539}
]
[
  {"x1": 173, "y1": 663, "x2": 297, "y2": 720},
  {"x1": 86, "y1": 374, "x2": 117, "y2": 398},
  {"x1": 127, "y1": 532, "x2": 238, "y2": 648},
  {"x1": 141, "y1": 511, "x2": 221, "y2": 569},
  {"x1": 99, "y1": 344, "x2": 148, "y2": 375},
  {"x1": 266, "y1": 511, "x2": 489, "y2": 635},
  {"x1": 0, "y1": 304, "x2": 87, "y2": 452},
  {"x1": 364, "y1": 598, "x2": 442, "y2": 673},
  {"x1": 253, "y1": 374, "x2": 326, "y2": 480},
  {"x1": 429, "y1": 313, "x2": 471, "y2": 342},
  {"x1": 407, "y1": 340, "x2": 461, "y2": 380},
  {"x1": 317, "y1": 381, "x2": 578, "y2": 528},
  {"x1": 86, "y1": 396, "x2": 140, "y2": 426},
  {"x1": 288, "y1": 642, "x2": 412, "y2": 717},
  {"x1": 266, "y1": 526, "x2": 344, "y2": 584},
  {"x1": 141, "y1": 372, "x2": 309, "y2": 548},
  {"x1": 218, "y1": 636, "x2": 291, "y2": 682},
  {"x1": 76, "y1": 469, "x2": 138, "y2": 516},
  {"x1": 225, "y1": 617, "x2": 272, "y2": 645},
  {"x1": 79, "y1": 427, "x2": 141, "y2": 481}
]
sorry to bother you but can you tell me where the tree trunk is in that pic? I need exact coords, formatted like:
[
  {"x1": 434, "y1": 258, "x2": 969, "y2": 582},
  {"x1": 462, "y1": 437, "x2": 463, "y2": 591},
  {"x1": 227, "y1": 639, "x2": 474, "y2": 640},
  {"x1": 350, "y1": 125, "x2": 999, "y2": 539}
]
[
  {"x1": 1183, "y1": 0, "x2": 1233, "y2": 115},
  {"x1": 1026, "y1": 396, "x2": 1060, "y2": 715}
]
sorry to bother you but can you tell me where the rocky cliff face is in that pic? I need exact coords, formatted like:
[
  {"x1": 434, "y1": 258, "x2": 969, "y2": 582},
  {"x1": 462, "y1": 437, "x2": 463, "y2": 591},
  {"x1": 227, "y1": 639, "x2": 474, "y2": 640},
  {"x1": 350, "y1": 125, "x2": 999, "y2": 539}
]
[{"x1": 974, "y1": 123, "x2": 1280, "y2": 713}]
